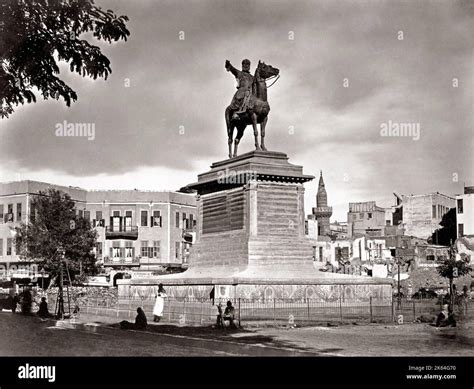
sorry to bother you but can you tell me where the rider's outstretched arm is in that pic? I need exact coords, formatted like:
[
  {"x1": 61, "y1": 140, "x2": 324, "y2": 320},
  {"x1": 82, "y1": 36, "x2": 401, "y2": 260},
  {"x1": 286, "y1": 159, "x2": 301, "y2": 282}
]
[{"x1": 225, "y1": 60, "x2": 239, "y2": 78}]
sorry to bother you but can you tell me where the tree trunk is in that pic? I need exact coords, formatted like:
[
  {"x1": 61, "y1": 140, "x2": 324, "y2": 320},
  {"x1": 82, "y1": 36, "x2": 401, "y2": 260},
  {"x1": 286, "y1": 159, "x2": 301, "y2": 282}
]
[{"x1": 47, "y1": 274, "x2": 58, "y2": 290}]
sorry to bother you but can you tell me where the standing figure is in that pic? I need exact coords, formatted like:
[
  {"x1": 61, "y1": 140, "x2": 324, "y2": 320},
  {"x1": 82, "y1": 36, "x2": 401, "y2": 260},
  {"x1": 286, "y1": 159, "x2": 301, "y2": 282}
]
[
  {"x1": 12, "y1": 293, "x2": 19, "y2": 313},
  {"x1": 153, "y1": 284, "x2": 167, "y2": 322},
  {"x1": 20, "y1": 288, "x2": 32, "y2": 315}
]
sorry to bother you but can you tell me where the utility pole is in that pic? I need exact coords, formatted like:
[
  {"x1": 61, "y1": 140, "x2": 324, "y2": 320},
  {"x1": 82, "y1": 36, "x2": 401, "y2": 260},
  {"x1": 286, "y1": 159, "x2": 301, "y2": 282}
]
[
  {"x1": 397, "y1": 255, "x2": 401, "y2": 309},
  {"x1": 56, "y1": 246, "x2": 65, "y2": 320}
]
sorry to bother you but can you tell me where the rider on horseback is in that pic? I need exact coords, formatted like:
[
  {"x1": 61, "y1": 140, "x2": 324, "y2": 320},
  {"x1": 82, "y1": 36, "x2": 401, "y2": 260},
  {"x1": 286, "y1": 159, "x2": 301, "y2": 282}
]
[{"x1": 225, "y1": 59, "x2": 254, "y2": 120}]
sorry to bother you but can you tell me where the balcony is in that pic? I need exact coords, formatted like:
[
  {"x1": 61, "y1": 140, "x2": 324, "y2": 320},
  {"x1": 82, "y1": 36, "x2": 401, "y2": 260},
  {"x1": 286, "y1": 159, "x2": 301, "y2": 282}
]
[
  {"x1": 103, "y1": 256, "x2": 140, "y2": 267},
  {"x1": 312, "y1": 206, "x2": 333, "y2": 217},
  {"x1": 182, "y1": 225, "x2": 197, "y2": 244},
  {"x1": 105, "y1": 225, "x2": 138, "y2": 240}
]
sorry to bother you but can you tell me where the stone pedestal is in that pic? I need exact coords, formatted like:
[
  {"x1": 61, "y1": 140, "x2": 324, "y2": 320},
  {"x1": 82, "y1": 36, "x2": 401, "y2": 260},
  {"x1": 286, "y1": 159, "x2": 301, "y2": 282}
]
[
  {"x1": 119, "y1": 150, "x2": 392, "y2": 301},
  {"x1": 185, "y1": 150, "x2": 317, "y2": 282}
]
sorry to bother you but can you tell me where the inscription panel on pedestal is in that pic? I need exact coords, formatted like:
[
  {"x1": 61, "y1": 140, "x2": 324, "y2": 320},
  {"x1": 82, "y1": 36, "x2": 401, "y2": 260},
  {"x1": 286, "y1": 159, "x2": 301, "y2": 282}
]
[{"x1": 202, "y1": 190, "x2": 244, "y2": 234}]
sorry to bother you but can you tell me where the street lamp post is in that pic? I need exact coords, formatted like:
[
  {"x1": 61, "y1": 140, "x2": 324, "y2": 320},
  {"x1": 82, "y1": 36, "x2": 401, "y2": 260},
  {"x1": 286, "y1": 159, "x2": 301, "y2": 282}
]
[
  {"x1": 397, "y1": 256, "x2": 401, "y2": 309},
  {"x1": 56, "y1": 246, "x2": 65, "y2": 320}
]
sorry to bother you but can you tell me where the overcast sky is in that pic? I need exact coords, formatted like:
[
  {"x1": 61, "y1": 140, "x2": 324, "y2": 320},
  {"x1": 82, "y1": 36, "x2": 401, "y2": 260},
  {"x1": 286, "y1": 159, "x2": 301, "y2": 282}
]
[{"x1": 1, "y1": 0, "x2": 472, "y2": 220}]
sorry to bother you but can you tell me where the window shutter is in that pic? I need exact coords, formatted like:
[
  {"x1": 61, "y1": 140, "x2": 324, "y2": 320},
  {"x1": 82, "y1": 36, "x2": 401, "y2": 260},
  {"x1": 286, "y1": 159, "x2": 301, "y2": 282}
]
[
  {"x1": 159, "y1": 216, "x2": 162, "y2": 227},
  {"x1": 109, "y1": 217, "x2": 113, "y2": 231},
  {"x1": 132, "y1": 247, "x2": 135, "y2": 258},
  {"x1": 120, "y1": 247, "x2": 125, "y2": 258},
  {"x1": 109, "y1": 248, "x2": 113, "y2": 258}
]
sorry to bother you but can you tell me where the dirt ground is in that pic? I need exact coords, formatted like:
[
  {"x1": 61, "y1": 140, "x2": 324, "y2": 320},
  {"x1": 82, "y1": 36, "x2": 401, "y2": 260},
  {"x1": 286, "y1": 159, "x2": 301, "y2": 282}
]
[
  {"x1": 247, "y1": 321, "x2": 474, "y2": 356},
  {"x1": 77, "y1": 312, "x2": 474, "y2": 356},
  {"x1": 2, "y1": 309, "x2": 472, "y2": 357}
]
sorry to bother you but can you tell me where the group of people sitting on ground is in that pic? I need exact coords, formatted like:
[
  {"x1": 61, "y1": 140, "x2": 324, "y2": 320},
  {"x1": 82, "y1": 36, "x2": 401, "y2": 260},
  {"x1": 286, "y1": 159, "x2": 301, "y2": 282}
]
[
  {"x1": 119, "y1": 299, "x2": 238, "y2": 331},
  {"x1": 5, "y1": 290, "x2": 52, "y2": 318}
]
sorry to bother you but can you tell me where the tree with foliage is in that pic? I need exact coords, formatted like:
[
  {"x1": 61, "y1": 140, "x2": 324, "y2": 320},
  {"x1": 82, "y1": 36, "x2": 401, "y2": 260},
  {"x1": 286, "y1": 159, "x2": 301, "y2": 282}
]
[
  {"x1": 429, "y1": 207, "x2": 456, "y2": 246},
  {"x1": 15, "y1": 189, "x2": 98, "y2": 285},
  {"x1": 437, "y1": 243, "x2": 471, "y2": 311},
  {"x1": 0, "y1": 0, "x2": 130, "y2": 118}
]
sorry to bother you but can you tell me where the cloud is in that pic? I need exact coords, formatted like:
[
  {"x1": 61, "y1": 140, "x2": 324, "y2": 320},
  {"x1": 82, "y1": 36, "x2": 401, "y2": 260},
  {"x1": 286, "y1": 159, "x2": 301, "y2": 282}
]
[{"x1": 1, "y1": 0, "x2": 472, "y2": 220}]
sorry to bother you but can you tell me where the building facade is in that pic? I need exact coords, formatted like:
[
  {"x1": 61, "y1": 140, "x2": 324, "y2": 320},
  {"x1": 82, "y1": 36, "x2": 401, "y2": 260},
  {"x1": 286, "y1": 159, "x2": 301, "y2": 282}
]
[
  {"x1": 456, "y1": 186, "x2": 474, "y2": 238},
  {"x1": 0, "y1": 181, "x2": 86, "y2": 280},
  {"x1": 347, "y1": 201, "x2": 387, "y2": 238},
  {"x1": 330, "y1": 221, "x2": 348, "y2": 239},
  {"x1": 400, "y1": 193, "x2": 455, "y2": 240},
  {"x1": 0, "y1": 180, "x2": 197, "y2": 281}
]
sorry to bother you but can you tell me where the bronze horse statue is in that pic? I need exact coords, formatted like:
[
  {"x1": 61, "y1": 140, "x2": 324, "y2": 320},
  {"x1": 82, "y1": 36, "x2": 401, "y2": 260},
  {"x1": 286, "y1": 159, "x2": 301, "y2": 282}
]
[{"x1": 225, "y1": 61, "x2": 279, "y2": 158}]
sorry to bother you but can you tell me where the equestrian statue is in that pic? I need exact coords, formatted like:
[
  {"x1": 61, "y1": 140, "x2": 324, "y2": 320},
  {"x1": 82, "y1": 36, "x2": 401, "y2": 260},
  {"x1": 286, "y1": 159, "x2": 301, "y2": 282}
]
[{"x1": 225, "y1": 59, "x2": 279, "y2": 159}]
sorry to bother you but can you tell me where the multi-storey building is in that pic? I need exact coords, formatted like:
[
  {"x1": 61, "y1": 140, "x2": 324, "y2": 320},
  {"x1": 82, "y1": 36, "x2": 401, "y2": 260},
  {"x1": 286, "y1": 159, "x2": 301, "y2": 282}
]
[
  {"x1": 0, "y1": 181, "x2": 86, "y2": 280},
  {"x1": 330, "y1": 221, "x2": 348, "y2": 239},
  {"x1": 0, "y1": 181, "x2": 196, "y2": 282},
  {"x1": 400, "y1": 193, "x2": 455, "y2": 240},
  {"x1": 85, "y1": 189, "x2": 196, "y2": 275},
  {"x1": 347, "y1": 201, "x2": 387, "y2": 238},
  {"x1": 456, "y1": 186, "x2": 474, "y2": 238}
]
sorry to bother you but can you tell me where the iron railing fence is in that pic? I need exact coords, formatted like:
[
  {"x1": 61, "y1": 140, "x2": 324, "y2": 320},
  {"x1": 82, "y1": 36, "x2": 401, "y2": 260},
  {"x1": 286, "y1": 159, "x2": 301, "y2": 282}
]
[{"x1": 45, "y1": 294, "x2": 473, "y2": 326}]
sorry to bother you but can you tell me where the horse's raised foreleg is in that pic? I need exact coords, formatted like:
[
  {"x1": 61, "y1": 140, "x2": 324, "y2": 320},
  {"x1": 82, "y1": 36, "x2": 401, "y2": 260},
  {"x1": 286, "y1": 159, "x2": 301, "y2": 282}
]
[
  {"x1": 251, "y1": 113, "x2": 261, "y2": 151},
  {"x1": 225, "y1": 107, "x2": 234, "y2": 158},
  {"x1": 260, "y1": 116, "x2": 268, "y2": 151}
]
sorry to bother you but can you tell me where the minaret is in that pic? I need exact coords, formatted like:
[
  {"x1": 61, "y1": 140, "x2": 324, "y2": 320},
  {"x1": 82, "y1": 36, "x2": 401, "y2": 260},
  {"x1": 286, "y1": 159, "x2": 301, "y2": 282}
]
[{"x1": 312, "y1": 171, "x2": 333, "y2": 236}]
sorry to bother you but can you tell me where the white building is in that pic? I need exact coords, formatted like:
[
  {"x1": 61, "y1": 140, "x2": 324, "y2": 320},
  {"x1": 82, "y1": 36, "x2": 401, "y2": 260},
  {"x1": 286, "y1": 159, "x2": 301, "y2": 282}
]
[
  {"x1": 0, "y1": 180, "x2": 197, "y2": 284},
  {"x1": 456, "y1": 186, "x2": 474, "y2": 238}
]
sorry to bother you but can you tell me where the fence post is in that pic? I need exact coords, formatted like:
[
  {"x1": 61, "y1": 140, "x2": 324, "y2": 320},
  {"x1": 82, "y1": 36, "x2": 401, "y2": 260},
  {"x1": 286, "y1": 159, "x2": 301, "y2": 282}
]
[
  {"x1": 412, "y1": 300, "x2": 416, "y2": 322},
  {"x1": 168, "y1": 298, "x2": 172, "y2": 322},
  {"x1": 369, "y1": 297, "x2": 373, "y2": 323},
  {"x1": 391, "y1": 299, "x2": 394, "y2": 322},
  {"x1": 183, "y1": 299, "x2": 186, "y2": 324},
  {"x1": 339, "y1": 294, "x2": 343, "y2": 322},
  {"x1": 307, "y1": 299, "x2": 310, "y2": 323},
  {"x1": 273, "y1": 299, "x2": 276, "y2": 325},
  {"x1": 238, "y1": 298, "x2": 241, "y2": 328},
  {"x1": 200, "y1": 300, "x2": 203, "y2": 325}
]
